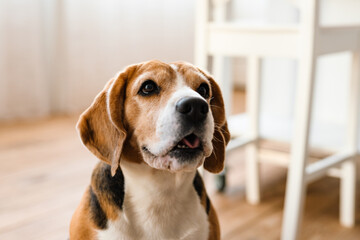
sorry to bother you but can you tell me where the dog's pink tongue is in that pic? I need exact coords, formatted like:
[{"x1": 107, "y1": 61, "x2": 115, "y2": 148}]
[{"x1": 182, "y1": 136, "x2": 200, "y2": 149}]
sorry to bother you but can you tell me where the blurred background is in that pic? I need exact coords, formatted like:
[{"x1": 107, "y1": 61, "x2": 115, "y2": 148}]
[
  {"x1": 0, "y1": 0, "x2": 359, "y2": 239},
  {"x1": 1, "y1": 0, "x2": 359, "y2": 149},
  {"x1": 0, "y1": 0, "x2": 195, "y2": 121}
]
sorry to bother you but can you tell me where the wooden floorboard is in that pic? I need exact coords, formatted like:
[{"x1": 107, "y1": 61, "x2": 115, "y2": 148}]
[{"x1": 0, "y1": 90, "x2": 359, "y2": 239}]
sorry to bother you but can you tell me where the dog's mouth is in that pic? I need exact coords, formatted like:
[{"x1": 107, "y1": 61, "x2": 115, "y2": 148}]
[
  {"x1": 142, "y1": 133, "x2": 203, "y2": 158},
  {"x1": 167, "y1": 133, "x2": 203, "y2": 162},
  {"x1": 141, "y1": 133, "x2": 207, "y2": 171},
  {"x1": 173, "y1": 133, "x2": 202, "y2": 150}
]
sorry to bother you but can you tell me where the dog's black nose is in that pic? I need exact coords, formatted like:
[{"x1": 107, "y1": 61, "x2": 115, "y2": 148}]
[{"x1": 176, "y1": 97, "x2": 209, "y2": 122}]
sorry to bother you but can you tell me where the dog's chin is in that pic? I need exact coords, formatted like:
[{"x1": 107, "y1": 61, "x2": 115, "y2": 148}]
[
  {"x1": 141, "y1": 147, "x2": 207, "y2": 172},
  {"x1": 141, "y1": 132, "x2": 214, "y2": 172}
]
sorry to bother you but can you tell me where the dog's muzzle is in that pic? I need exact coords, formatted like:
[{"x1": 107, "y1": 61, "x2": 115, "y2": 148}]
[{"x1": 140, "y1": 95, "x2": 213, "y2": 171}]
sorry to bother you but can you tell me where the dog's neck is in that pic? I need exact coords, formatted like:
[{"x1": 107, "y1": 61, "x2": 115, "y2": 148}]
[
  {"x1": 118, "y1": 160, "x2": 203, "y2": 238},
  {"x1": 120, "y1": 160, "x2": 196, "y2": 201}
]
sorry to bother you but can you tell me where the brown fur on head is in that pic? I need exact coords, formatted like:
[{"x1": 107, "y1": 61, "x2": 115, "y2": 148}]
[
  {"x1": 198, "y1": 68, "x2": 231, "y2": 173},
  {"x1": 77, "y1": 60, "x2": 230, "y2": 175}
]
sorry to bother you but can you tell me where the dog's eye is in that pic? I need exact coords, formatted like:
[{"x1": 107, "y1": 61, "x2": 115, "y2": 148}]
[
  {"x1": 138, "y1": 80, "x2": 159, "y2": 96},
  {"x1": 196, "y1": 83, "x2": 210, "y2": 99}
]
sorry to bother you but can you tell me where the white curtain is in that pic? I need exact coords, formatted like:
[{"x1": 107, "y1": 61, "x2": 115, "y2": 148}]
[
  {"x1": 0, "y1": 0, "x2": 195, "y2": 121},
  {"x1": 0, "y1": 0, "x2": 49, "y2": 120}
]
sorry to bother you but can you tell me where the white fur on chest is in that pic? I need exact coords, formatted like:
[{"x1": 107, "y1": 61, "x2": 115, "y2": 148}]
[{"x1": 96, "y1": 161, "x2": 209, "y2": 240}]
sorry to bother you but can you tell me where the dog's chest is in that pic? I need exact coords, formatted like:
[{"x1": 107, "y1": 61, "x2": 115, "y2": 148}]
[
  {"x1": 97, "y1": 197, "x2": 209, "y2": 240},
  {"x1": 96, "y1": 192, "x2": 209, "y2": 240},
  {"x1": 96, "y1": 164, "x2": 209, "y2": 240}
]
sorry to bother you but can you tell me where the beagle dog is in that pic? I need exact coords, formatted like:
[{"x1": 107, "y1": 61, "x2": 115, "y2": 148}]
[{"x1": 70, "y1": 60, "x2": 230, "y2": 240}]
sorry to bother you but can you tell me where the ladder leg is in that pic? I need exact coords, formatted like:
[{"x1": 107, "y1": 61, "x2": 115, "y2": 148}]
[
  {"x1": 211, "y1": 0, "x2": 232, "y2": 113},
  {"x1": 340, "y1": 51, "x2": 360, "y2": 227},
  {"x1": 212, "y1": 56, "x2": 233, "y2": 115},
  {"x1": 194, "y1": 0, "x2": 209, "y2": 70},
  {"x1": 281, "y1": 54, "x2": 317, "y2": 240},
  {"x1": 282, "y1": 0, "x2": 319, "y2": 238},
  {"x1": 245, "y1": 56, "x2": 261, "y2": 204},
  {"x1": 281, "y1": 60, "x2": 316, "y2": 240}
]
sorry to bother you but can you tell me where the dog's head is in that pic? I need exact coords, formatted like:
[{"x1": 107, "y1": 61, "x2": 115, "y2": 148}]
[{"x1": 77, "y1": 60, "x2": 230, "y2": 175}]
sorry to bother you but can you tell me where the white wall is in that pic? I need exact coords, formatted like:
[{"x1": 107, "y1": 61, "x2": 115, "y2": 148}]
[
  {"x1": 0, "y1": 0, "x2": 195, "y2": 120},
  {"x1": 0, "y1": 0, "x2": 50, "y2": 120}
]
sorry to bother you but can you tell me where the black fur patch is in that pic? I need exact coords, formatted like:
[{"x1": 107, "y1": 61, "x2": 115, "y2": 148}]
[
  {"x1": 89, "y1": 187, "x2": 107, "y2": 229},
  {"x1": 193, "y1": 171, "x2": 211, "y2": 215},
  {"x1": 93, "y1": 163, "x2": 125, "y2": 210},
  {"x1": 205, "y1": 195, "x2": 210, "y2": 215},
  {"x1": 193, "y1": 171, "x2": 204, "y2": 198}
]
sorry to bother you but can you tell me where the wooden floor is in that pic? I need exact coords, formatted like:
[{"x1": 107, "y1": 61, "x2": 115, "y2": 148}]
[{"x1": 0, "y1": 90, "x2": 359, "y2": 240}]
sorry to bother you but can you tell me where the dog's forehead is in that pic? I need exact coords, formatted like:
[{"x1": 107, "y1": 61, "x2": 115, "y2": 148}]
[
  {"x1": 137, "y1": 61, "x2": 175, "y2": 77},
  {"x1": 170, "y1": 62, "x2": 208, "y2": 84},
  {"x1": 129, "y1": 61, "x2": 208, "y2": 88}
]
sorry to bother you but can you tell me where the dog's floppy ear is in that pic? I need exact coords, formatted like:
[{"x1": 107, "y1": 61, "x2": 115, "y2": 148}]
[
  {"x1": 198, "y1": 69, "x2": 231, "y2": 173},
  {"x1": 76, "y1": 65, "x2": 138, "y2": 176}
]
